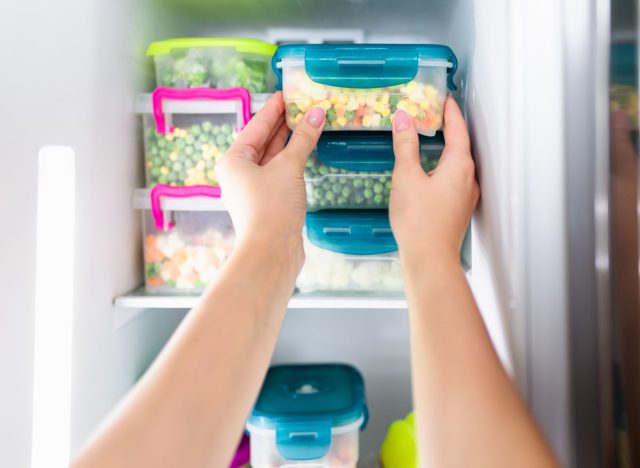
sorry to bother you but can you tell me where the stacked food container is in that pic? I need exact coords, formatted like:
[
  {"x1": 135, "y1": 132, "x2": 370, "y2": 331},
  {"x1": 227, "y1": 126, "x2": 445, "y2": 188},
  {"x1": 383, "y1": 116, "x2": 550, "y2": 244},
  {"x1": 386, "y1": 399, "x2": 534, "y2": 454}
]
[
  {"x1": 137, "y1": 38, "x2": 277, "y2": 294},
  {"x1": 272, "y1": 44, "x2": 461, "y2": 292}
]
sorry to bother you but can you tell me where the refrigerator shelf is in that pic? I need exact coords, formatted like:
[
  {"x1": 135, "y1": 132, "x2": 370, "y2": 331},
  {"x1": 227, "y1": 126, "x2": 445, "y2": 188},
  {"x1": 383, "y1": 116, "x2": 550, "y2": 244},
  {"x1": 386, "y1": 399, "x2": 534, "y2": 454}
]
[{"x1": 114, "y1": 286, "x2": 408, "y2": 310}]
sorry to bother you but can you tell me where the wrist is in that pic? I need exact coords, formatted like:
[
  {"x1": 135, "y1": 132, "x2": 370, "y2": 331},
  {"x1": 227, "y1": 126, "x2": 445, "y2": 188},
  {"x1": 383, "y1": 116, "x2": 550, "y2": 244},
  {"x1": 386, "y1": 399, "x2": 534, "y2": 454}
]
[
  {"x1": 399, "y1": 244, "x2": 461, "y2": 276},
  {"x1": 234, "y1": 231, "x2": 303, "y2": 283}
]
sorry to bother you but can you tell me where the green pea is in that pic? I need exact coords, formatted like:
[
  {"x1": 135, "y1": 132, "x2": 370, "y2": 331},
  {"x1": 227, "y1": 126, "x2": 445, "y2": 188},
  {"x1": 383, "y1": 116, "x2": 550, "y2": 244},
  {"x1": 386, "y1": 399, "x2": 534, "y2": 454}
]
[
  {"x1": 374, "y1": 194, "x2": 383, "y2": 204},
  {"x1": 331, "y1": 184, "x2": 342, "y2": 194},
  {"x1": 326, "y1": 108, "x2": 337, "y2": 122},
  {"x1": 385, "y1": 181, "x2": 392, "y2": 190},
  {"x1": 319, "y1": 166, "x2": 329, "y2": 176},
  {"x1": 364, "y1": 189, "x2": 373, "y2": 199},
  {"x1": 215, "y1": 134, "x2": 227, "y2": 147},
  {"x1": 151, "y1": 167, "x2": 161, "y2": 177},
  {"x1": 220, "y1": 123, "x2": 232, "y2": 134},
  {"x1": 389, "y1": 95, "x2": 400, "y2": 107},
  {"x1": 172, "y1": 162, "x2": 182, "y2": 172},
  {"x1": 198, "y1": 133, "x2": 208, "y2": 143},
  {"x1": 322, "y1": 182, "x2": 332, "y2": 191},
  {"x1": 364, "y1": 179, "x2": 374, "y2": 188},
  {"x1": 202, "y1": 121, "x2": 213, "y2": 132},
  {"x1": 185, "y1": 146, "x2": 194, "y2": 156},
  {"x1": 373, "y1": 183, "x2": 384, "y2": 194},
  {"x1": 345, "y1": 111, "x2": 355, "y2": 122},
  {"x1": 353, "y1": 178, "x2": 364, "y2": 188},
  {"x1": 191, "y1": 125, "x2": 201, "y2": 136},
  {"x1": 326, "y1": 191, "x2": 335, "y2": 201},
  {"x1": 185, "y1": 135, "x2": 195, "y2": 145},
  {"x1": 227, "y1": 134, "x2": 234, "y2": 145},
  {"x1": 211, "y1": 126, "x2": 220, "y2": 135},
  {"x1": 313, "y1": 188, "x2": 323, "y2": 199},
  {"x1": 342, "y1": 187, "x2": 351, "y2": 197}
]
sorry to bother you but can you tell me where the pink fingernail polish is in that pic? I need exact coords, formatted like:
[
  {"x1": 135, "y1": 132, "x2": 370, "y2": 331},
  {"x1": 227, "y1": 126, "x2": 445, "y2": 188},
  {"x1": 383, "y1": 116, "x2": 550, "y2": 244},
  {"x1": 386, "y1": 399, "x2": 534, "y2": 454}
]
[
  {"x1": 307, "y1": 106, "x2": 326, "y2": 128},
  {"x1": 394, "y1": 109, "x2": 411, "y2": 132}
]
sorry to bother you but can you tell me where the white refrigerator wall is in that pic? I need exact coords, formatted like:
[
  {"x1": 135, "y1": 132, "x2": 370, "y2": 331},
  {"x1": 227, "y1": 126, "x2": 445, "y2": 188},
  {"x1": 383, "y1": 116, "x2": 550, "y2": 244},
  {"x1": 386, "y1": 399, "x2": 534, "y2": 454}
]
[{"x1": 0, "y1": 0, "x2": 575, "y2": 465}]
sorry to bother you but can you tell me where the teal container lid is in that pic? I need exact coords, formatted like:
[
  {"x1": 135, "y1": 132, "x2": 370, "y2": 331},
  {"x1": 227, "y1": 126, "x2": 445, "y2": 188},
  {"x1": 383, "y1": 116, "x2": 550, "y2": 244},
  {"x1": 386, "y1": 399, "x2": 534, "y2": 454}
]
[
  {"x1": 317, "y1": 131, "x2": 444, "y2": 171},
  {"x1": 273, "y1": 43, "x2": 458, "y2": 90},
  {"x1": 306, "y1": 210, "x2": 397, "y2": 255},
  {"x1": 248, "y1": 364, "x2": 368, "y2": 461},
  {"x1": 611, "y1": 43, "x2": 637, "y2": 86}
]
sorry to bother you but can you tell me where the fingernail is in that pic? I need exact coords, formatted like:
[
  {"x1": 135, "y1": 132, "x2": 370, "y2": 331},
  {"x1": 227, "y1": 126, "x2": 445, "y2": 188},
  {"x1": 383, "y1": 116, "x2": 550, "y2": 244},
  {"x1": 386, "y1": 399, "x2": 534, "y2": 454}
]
[
  {"x1": 393, "y1": 109, "x2": 411, "y2": 132},
  {"x1": 307, "y1": 106, "x2": 326, "y2": 128}
]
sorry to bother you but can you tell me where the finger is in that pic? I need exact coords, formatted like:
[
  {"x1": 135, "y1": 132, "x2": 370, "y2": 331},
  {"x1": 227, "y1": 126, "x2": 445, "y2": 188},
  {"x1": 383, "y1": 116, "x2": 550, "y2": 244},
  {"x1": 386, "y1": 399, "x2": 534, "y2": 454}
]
[
  {"x1": 260, "y1": 121, "x2": 291, "y2": 166},
  {"x1": 440, "y1": 96, "x2": 471, "y2": 163},
  {"x1": 611, "y1": 110, "x2": 637, "y2": 177},
  {"x1": 391, "y1": 109, "x2": 421, "y2": 172},
  {"x1": 228, "y1": 91, "x2": 285, "y2": 163},
  {"x1": 282, "y1": 106, "x2": 325, "y2": 166}
]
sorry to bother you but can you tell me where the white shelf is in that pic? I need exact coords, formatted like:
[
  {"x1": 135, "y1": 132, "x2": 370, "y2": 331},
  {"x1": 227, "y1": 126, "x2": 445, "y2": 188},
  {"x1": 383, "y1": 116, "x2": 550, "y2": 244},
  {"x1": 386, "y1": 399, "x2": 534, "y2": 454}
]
[
  {"x1": 114, "y1": 287, "x2": 407, "y2": 310},
  {"x1": 113, "y1": 287, "x2": 407, "y2": 329}
]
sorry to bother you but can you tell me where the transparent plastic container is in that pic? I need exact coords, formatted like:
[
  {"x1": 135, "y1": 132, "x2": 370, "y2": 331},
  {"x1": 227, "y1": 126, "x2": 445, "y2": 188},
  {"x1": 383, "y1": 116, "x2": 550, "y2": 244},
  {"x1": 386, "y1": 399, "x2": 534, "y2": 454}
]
[
  {"x1": 247, "y1": 364, "x2": 367, "y2": 468},
  {"x1": 296, "y1": 211, "x2": 403, "y2": 292},
  {"x1": 305, "y1": 132, "x2": 443, "y2": 211},
  {"x1": 273, "y1": 44, "x2": 458, "y2": 136},
  {"x1": 147, "y1": 38, "x2": 277, "y2": 92},
  {"x1": 134, "y1": 186, "x2": 234, "y2": 293},
  {"x1": 137, "y1": 88, "x2": 269, "y2": 188}
]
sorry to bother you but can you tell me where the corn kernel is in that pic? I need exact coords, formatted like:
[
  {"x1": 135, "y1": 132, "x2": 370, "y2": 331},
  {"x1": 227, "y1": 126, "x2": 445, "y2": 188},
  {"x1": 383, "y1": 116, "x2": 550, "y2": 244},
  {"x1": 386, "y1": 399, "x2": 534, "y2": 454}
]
[
  {"x1": 294, "y1": 113, "x2": 304, "y2": 124},
  {"x1": 196, "y1": 161, "x2": 205, "y2": 171},
  {"x1": 381, "y1": 108, "x2": 391, "y2": 117},
  {"x1": 362, "y1": 115, "x2": 372, "y2": 127},
  {"x1": 408, "y1": 105, "x2": 419, "y2": 117},
  {"x1": 338, "y1": 95, "x2": 349, "y2": 105},
  {"x1": 419, "y1": 101, "x2": 431, "y2": 110},
  {"x1": 207, "y1": 170, "x2": 216, "y2": 180},
  {"x1": 169, "y1": 151, "x2": 178, "y2": 162},
  {"x1": 337, "y1": 116, "x2": 347, "y2": 127},
  {"x1": 374, "y1": 102, "x2": 385, "y2": 113},
  {"x1": 424, "y1": 85, "x2": 438, "y2": 98},
  {"x1": 381, "y1": 94, "x2": 390, "y2": 104},
  {"x1": 319, "y1": 100, "x2": 332, "y2": 111},
  {"x1": 160, "y1": 166, "x2": 169, "y2": 176},
  {"x1": 406, "y1": 81, "x2": 418, "y2": 92}
]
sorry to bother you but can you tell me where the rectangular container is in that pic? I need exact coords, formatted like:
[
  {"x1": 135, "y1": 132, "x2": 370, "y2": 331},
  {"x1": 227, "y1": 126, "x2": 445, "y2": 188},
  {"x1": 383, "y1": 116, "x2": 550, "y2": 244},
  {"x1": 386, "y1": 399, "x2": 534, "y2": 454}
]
[
  {"x1": 297, "y1": 211, "x2": 404, "y2": 292},
  {"x1": 305, "y1": 132, "x2": 444, "y2": 211},
  {"x1": 136, "y1": 88, "x2": 269, "y2": 188},
  {"x1": 247, "y1": 364, "x2": 367, "y2": 468},
  {"x1": 273, "y1": 44, "x2": 458, "y2": 136},
  {"x1": 134, "y1": 186, "x2": 234, "y2": 293},
  {"x1": 147, "y1": 38, "x2": 277, "y2": 92}
]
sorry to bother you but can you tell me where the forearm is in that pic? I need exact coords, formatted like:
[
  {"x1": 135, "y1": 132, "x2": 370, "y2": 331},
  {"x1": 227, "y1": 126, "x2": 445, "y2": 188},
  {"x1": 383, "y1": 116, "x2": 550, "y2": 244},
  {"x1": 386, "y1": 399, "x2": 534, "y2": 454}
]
[
  {"x1": 74, "y1": 237, "x2": 297, "y2": 468},
  {"x1": 403, "y1": 252, "x2": 557, "y2": 468}
]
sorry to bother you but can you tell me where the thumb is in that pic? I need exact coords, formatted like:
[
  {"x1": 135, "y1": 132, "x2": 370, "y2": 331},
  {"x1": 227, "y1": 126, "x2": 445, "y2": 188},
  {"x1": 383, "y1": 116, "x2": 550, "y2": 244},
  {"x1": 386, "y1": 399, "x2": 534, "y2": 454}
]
[
  {"x1": 392, "y1": 109, "x2": 421, "y2": 173},
  {"x1": 283, "y1": 106, "x2": 326, "y2": 166}
]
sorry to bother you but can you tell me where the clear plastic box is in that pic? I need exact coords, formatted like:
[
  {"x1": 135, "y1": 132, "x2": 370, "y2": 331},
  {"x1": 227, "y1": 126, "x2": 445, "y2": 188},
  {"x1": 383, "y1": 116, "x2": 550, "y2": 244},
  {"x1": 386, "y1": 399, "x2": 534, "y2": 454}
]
[
  {"x1": 147, "y1": 38, "x2": 277, "y2": 92},
  {"x1": 305, "y1": 132, "x2": 443, "y2": 211},
  {"x1": 134, "y1": 186, "x2": 234, "y2": 293},
  {"x1": 296, "y1": 211, "x2": 403, "y2": 293},
  {"x1": 136, "y1": 88, "x2": 269, "y2": 188},
  {"x1": 247, "y1": 364, "x2": 367, "y2": 468},
  {"x1": 273, "y1": 44, "x2": 458, "y2": 136},
  {"x1": 247, "y1": 418, "x2": 361, "y2": 468}
]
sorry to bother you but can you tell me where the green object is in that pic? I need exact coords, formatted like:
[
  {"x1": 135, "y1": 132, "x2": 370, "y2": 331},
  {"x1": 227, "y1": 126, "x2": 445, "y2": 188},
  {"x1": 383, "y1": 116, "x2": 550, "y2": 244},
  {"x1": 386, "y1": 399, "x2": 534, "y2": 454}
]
[
  {"x1": 380, "y1": 412, "x2": 418, "y2": 468},
  {"x1": 146, "y1": 37, "x2": 277, "y2": 57}
]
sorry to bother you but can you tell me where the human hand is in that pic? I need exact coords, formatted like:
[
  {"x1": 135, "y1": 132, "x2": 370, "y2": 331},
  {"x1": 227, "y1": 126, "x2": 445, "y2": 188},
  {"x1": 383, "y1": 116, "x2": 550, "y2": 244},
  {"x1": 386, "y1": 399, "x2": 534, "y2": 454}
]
[
  {"x1": 389, "y1": 96, "x2": 479, "y2": 266},
  {"x1": 216, "y1": 92, "x2": 326, "y2": 274}
]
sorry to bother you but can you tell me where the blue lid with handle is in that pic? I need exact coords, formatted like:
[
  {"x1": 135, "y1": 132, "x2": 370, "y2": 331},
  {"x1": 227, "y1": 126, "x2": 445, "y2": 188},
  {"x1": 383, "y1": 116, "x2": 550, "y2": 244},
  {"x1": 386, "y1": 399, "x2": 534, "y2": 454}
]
[
  {"x1": 273, "y1": 44, "x2": 458, "y2": 91},
  {"x1": 316, "y1": 131, "x2": 444, "y2": 171},
  {"x1": 248, "y1": 364, "x2": 368, "y2": 461},
  {"x1": 306, "y1": 210, "x2": 398, "y2": 255}
]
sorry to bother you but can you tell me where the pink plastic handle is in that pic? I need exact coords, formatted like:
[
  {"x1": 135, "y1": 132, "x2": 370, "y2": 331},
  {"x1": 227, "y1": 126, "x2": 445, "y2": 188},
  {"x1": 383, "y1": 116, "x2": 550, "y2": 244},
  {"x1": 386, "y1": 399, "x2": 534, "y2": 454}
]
[
  {"x1": 150, "y1": 184, "x2": 222, "y2": 231},
  {"x1": 152, "y1": 86, "x2": 252, "y2": 134}
]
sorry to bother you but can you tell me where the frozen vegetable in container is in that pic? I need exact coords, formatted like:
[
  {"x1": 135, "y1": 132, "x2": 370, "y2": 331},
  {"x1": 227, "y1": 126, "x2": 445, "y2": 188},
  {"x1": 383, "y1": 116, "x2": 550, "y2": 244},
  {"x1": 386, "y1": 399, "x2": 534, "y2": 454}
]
[
  {"x1": 247, "y1": 363, "x2": 368, "y2": 468},
  {"x1": 273, "y1": 44, "x2": 458, "y2": 136},
  {"x1": 306, "y1": 132, "x2": 444, "y2": 211},
  {"x1": 297, "y1": 211, "x2": 404, "y2": 292},
  {"x1": 147, "y1": 38, "x2": 277, "y2": 92},
  {"x1": 134, "y1": 185, "x2": 234, "y2": 293},
  {"x1": 138, "y1": 87, "x2": 256, "y2": 188}
]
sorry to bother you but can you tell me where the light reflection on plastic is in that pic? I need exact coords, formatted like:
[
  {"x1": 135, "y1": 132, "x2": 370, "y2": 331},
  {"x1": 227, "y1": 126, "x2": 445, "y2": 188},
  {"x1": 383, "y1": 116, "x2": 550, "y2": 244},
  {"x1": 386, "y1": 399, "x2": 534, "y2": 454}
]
[{"x1": 31, "y1": 146, "x2": 75, "y2": 468}]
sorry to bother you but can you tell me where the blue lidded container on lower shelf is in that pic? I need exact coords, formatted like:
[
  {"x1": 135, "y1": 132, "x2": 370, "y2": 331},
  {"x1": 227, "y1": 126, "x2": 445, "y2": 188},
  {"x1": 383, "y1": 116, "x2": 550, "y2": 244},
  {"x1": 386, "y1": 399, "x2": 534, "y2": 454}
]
[{"x1": 246, "y1": 364, "x2": 368, "y2": 466}]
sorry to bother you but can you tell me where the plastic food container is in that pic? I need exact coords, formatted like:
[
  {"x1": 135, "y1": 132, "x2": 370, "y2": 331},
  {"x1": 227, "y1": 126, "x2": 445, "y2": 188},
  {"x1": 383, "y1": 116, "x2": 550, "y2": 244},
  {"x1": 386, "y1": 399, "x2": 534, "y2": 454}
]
[
  {"x1": 147, "y1": 38, "x2": 277, "y2": 92},
  {"x1": 306, "y1": 132, "x2": 444, "y2": 211},
  {"x1": 297, "y1": 211, "x2": 403, "y2": 292},
  {"x1": 247, "y1": 363, "x2": 368, "y2": 468},
  {"x1": 137, "y1": 87, "x2": 269, "y2": 188},
  {"x1": 273, "y1": 44, "x2": 458, "y2": 136},
  {"x1": 134, "y1": 185, "x2": 234, "y2": 293}
]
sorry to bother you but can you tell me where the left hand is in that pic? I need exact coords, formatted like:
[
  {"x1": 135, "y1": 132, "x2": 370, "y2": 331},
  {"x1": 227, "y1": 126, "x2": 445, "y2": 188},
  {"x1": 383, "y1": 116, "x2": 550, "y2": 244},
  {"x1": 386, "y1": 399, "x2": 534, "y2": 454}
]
[{"x1": 216, "y1": 92, "x2": 326, "y2": 275}]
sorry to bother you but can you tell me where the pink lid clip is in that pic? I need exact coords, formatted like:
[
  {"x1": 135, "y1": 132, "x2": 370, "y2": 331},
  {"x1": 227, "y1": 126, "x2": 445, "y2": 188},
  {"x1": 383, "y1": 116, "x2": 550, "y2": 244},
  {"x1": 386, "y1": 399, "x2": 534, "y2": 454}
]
[
  {"x1": 150, "y1": 184, "x2": 222, "y2": 231},
  {"x1": 152, "y1": 86, "x2": 252, "y2": 134}
]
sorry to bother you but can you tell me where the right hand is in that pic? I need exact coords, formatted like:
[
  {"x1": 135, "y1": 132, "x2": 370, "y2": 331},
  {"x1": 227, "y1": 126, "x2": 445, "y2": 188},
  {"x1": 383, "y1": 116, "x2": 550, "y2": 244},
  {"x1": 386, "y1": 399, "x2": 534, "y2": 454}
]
[{"x1": 389, "y1": 96, "x2": 479, "y2": 265}]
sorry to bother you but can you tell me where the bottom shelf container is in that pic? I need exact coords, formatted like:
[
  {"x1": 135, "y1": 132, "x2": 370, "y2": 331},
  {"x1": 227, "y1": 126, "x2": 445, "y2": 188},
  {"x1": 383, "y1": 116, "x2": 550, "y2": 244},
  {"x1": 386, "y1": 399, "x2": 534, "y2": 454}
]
[{"x1": 247, "y1": 363, "x2": 368, "y2": 468}]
